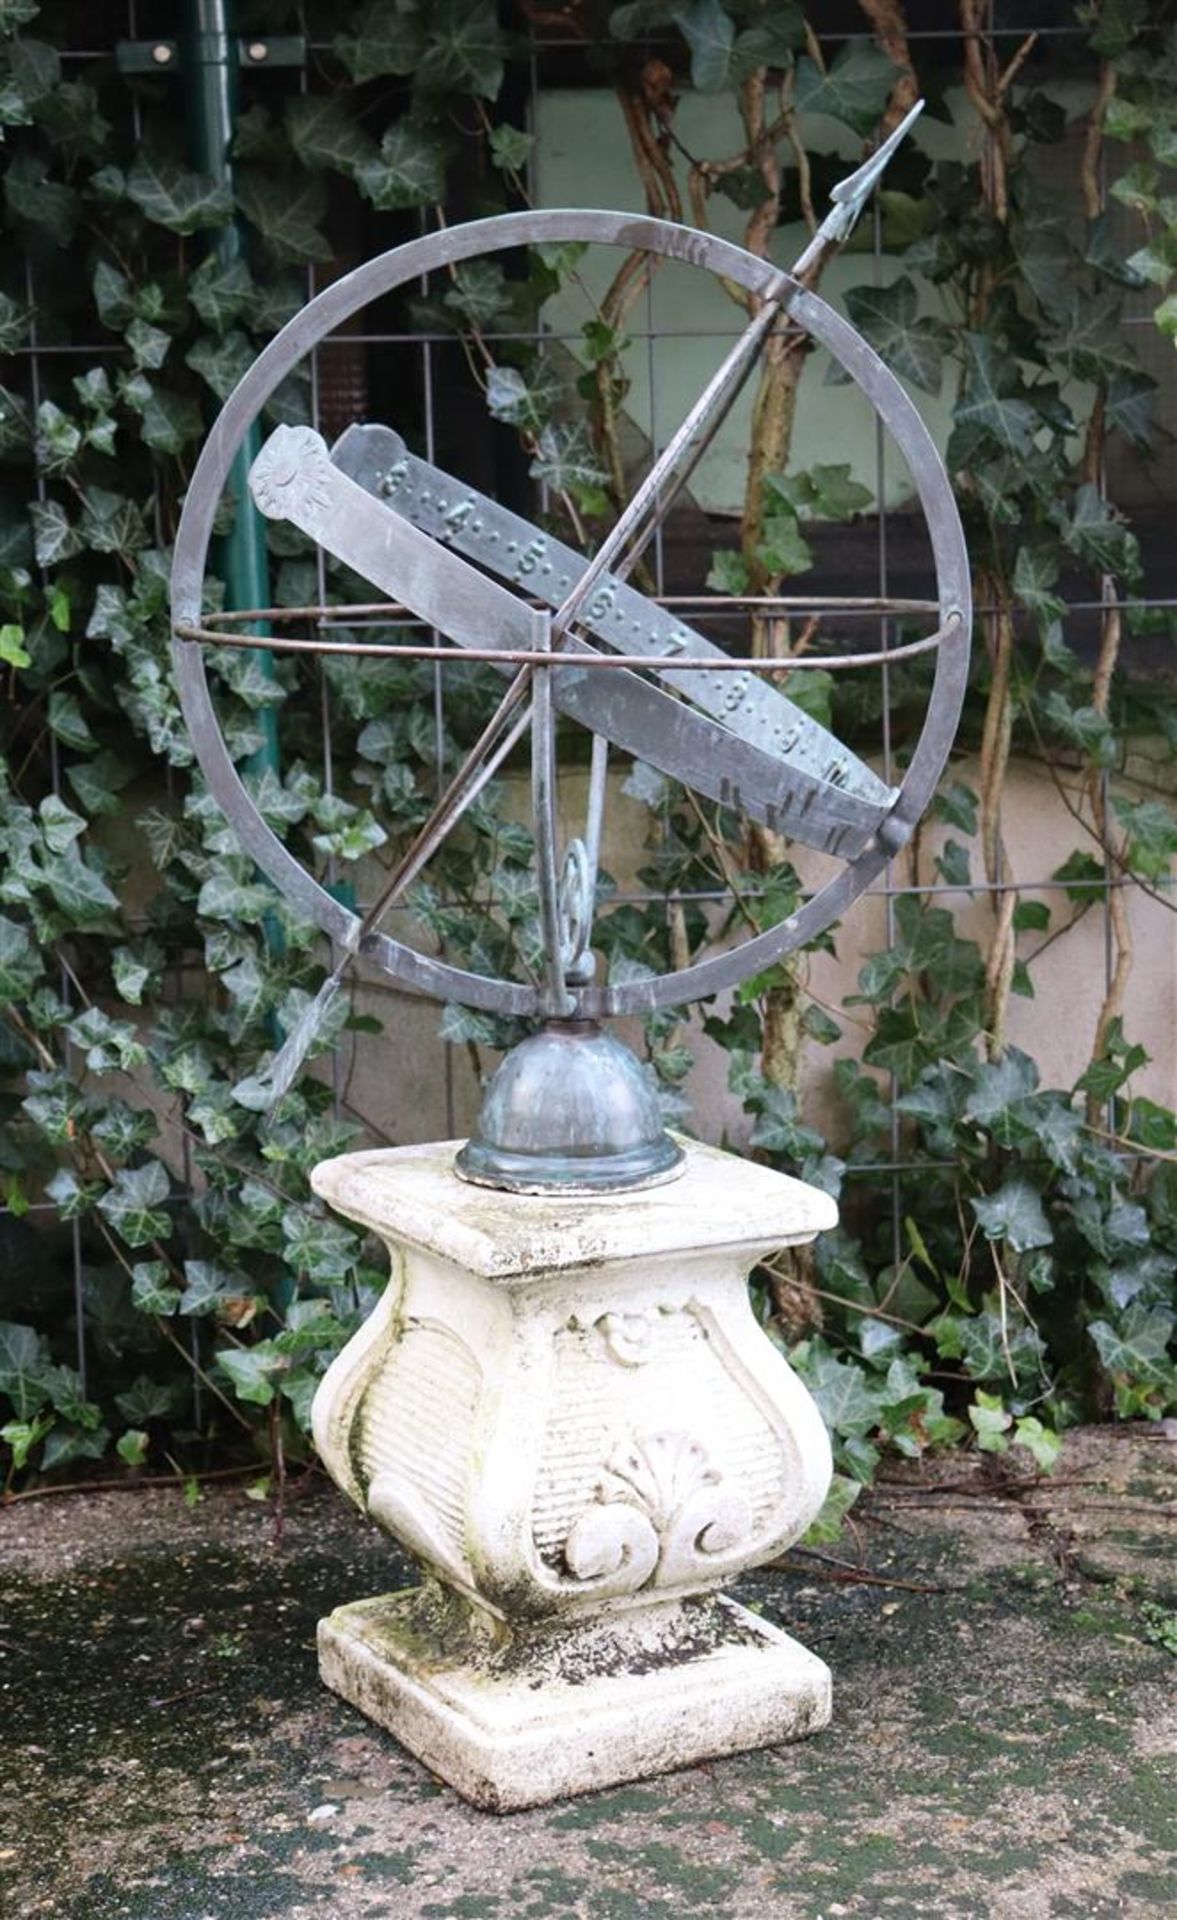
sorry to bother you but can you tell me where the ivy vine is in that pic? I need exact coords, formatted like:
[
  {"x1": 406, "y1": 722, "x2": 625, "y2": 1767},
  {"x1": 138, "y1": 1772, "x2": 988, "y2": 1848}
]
[{"x1": 0, "y1": 1, "x2": 1174, "y2": 1527}]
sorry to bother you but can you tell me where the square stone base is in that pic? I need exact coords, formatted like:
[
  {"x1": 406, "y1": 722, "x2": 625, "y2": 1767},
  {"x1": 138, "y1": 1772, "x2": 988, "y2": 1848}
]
[{"x1": 318, "y1": 1587, "x2": 831, "y2": 1812}]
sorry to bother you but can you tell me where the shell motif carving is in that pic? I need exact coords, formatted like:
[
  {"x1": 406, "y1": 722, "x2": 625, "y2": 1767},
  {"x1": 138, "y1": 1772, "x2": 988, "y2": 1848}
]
[{"x1": 563, "y1": 1429, "x2": 754, "y2": 1596}]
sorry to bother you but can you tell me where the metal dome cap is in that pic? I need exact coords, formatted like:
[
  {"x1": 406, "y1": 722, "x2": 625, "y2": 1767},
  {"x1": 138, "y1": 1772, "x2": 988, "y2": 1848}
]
[{"x1": 455, "y1": 1022, "x2": 685, "y2": 1196}]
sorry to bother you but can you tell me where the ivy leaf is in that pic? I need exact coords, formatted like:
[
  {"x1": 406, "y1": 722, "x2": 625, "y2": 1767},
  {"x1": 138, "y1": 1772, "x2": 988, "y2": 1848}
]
[
  {"x1": 310, "y1": 807, "x2": 386, "y2": 861},
  {"x1": 235, "y1": 168, "x2": 332, "y2": 264},
  {"x1": 97, "y1": 1160, "x2": 171, "y2": 1247},
  {"x1": 797, "y1": 1341, "x2": 886, "y2": 1439},
  {"x1": 933, "y1": 782, "x2": 978, "y2": 835},
  {"x1": 0, "y1": 1321, "x2": 50, "y2": 1420},
  {"x1": 1013, "y1": 544, "x2": 1065, "y2": 626},
  {"x1": 706, "y1": 549, "x2": 749, "y2": 594},
  {"x1": 1076, "y1": 1024, "x2": 1148, "y2": 1101},
  {"x1": 186, "y1": 329, "x2": 254, "y2": 402},
  {"x1": 793, "y1": 40, "x2": 897, "y2": 136},
  {"x1": 1052, "y1": 848, "x2": 1105, "y2": 904},
  {"x1": 485, "y1": 364, "x2": 552, "y2": 430},
  {"x1": 281, "y1": 1206, "x2": 361, "y2": 1283},
  {"x1": 1088, "y1": 1305, "x2": 1174, "y2": 1384},
  {"x1": 418, "y1": 0, "x2": 507, "y2": 100},
  {"x1": 79, "y1": 488, "x2": 149, "y2": 556},
  {"x1": 41, "y1": 853, "x2": 121, "y2": 925},
  {"x1": 125, "y1": 316, "x2": 170, "y2": 371},
  {"x1": 115, "y1": 1374, "x2": 181, "y2": 1424},
  {"x1": 951, "y1": 334, "x2": 1038, "y2": 460},
  {"x1": 334, "y1": 4, "x2": 424, "y2": 81},
  {"x1": 1110, "y1": 162, "x2": 1157, "y2": 216},
  {"x1": 117, "y1": 1429, "x2": 149, "y2": 1467},
  {"x1": 1113, "y1": 797, "x2": 1177, "y2": 881},
  {"x1": 970, "y1": 1179, "x2": 1053, "y2": 1253},
  {"x1": 2, "y1": 1414, "x2": 54, "y2": 1469},
  {"x1": 125, "y1": 152, "x2": 232, "y2": 234},
  {"x1": 67, "y1": 750, "x2": 132, "y2": 816},
  {"x1": 0, "y1": 915, "x2": 40, "y2": 1002},
  {"x1": 1064, "y1": 483, "x2": 1140, "y2": 582},
  {"x1": 196, "y1": 869, "x2": 274, "y2": 923},
  {"x1": 755, "y1": 512, "x2": 812, "y2": 577},
  {"x1": 843, "y1": 281, "x2": 949, "y2": 395},
  {"x1": 66, "y1": 1005, "x2": 147, "y2": 1073},
  {"x1": 92, "y1": 258, "x2": 133, "y2": 328},
  {"x1": 1013, "y1": 1415, "x2": 1062, "y2": 1473},
  {"x1": 43, "y1": 1361, "x2": 101, "y2": 1427},
  {"x1": 47, "y1": 692, "x2": 94, "y2": 754},
  {"x1": 179, "y1": 1262, "x2": 239, "y2": 1318},
  {"x1": 669, "y1": 0, "x2": 735, "y2": 92},
  {"x1": 38, "y1": 794, "x2": 85, "y2": 856},
  {"x1": 356, "y1": 120, "x2": 447, "y2": 211},
  {"x1": 1044, "y1": 287, "x2": 1134, "y2": 384},
  {"x1": 0, "y1": 3, "x2": 42, "y2": 36},
  {"x1": 286, "y1": 94, "x2": 376, "y2": 176},
  {"x1": 30, "y1": 498, "x2": 83, "y2": 568},
  {"x1": 42, "y1": 1422, "x2": 110, "y2": 1470},
  {"x1": 444, "y1": 260, "x2": 514, "y2": 328},
  {"x1": 968, "y1": 1390, "x2": 1012, "y2": 1453},
  {"x1": 92, "y1": 1099, "x2": 158, "y2": 1159},
  {"x1": 6, "y1": 34, "x2": 58, "y2": 104},
  {"x1": 488, "y1": 122, "x2": 533, "y2": 172},
  {"x1": 44, "y1": 1164, "x2": 96, "y2": 1218},
  {"x1": 529, "y1": 422, "x2": 609, "y2": 497},
  {"x1": 731, "y1": 8, "x2": 805, "y2": 80},
  {"x1": 274, "y1": 1299, "x2": 345, "y2": 1360},
  {"x1": 803, "y1": 1472, "x2": 862, "y2": 1544},
  {"x1": 130, "y1": 384, "x2": 204, "y2": 457},
  {"x1": 963, "y1": 1049, "x2": 1039, "y2": 1131},
  {"x1": 130, "y1": 1261, "x2": 181, "y2": 1316},
  {"x1": 35, "y1": 399, "x2": 81, "y2": 469},
  {"x1": 1153, "y1": 292, "x2": 1177, "y2": 341},
  {"x1": 110, "y1": 945, "x2": 152, "y2": 1005},
  {"x1": 4, "y1": 150, "x2": 78, "y2": 244},
  {"x1": 188, "y1": 254, "x2": 253, "y2": 332},
  {"x1": 1105, "y1": 370, "x2": 1156, "y2": 451},
  {"x1": 766, "y1": 463, "x2": 873, "y2": 520},
  {"x1": 934, "y1": 839, "x2": 971, "y2": 887},
  {"x1": 0, "y1": 622, "x2": 29, "y2": 667},
  {"x1": 218, "y1": 1342, "x2": 286, "y2": 1408}
]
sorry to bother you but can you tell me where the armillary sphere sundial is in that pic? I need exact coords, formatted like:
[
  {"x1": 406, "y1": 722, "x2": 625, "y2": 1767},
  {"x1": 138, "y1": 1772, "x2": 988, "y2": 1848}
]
[
  {"x1": 171, "y1": 104, "x2": 973, "y2": 1812},
  {"x1": 171, "y1": 101, "x2": 969, "y2": 1196}
]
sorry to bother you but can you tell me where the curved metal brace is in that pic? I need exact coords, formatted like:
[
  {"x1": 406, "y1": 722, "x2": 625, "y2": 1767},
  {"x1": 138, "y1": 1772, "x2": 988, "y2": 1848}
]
[{"x1": 170, "y1": 208, "x2": 970, "y2": 1021}]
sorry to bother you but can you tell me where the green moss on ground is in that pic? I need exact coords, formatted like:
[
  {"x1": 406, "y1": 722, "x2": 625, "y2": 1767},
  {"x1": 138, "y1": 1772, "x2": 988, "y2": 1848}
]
[{"x1": 0, "y1": 1438, "x2": 1173, "y2": 1920}]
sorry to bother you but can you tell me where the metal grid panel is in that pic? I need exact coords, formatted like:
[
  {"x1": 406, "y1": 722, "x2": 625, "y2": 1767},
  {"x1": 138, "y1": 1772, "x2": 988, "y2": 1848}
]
[{"x1": 4, "y1": 10, "x2": 1173, "y2": 1402}]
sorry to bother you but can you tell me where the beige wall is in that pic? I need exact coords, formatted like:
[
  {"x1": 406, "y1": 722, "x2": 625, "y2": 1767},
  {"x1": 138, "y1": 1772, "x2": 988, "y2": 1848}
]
[{"x1": 334, "y1": 751, "x2": 1176, "y2": 1155}]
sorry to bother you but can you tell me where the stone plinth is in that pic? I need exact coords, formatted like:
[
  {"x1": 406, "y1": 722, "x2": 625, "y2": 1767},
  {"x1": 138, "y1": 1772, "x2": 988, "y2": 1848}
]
[{"x1": 310, "y1": 1138, "x2": 836, "y2": 1811}]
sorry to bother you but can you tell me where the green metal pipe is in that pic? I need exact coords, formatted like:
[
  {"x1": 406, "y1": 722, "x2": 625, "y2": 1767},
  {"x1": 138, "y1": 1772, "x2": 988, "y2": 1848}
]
[{"x1": 184, "y1": 0, "x2": 279, "y2": 781}]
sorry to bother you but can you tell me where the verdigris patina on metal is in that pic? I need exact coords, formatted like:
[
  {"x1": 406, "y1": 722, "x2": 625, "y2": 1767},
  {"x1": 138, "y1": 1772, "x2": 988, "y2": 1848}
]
[{"x1": 170, "y1": 103, "x2": 970, "y2": 1191}]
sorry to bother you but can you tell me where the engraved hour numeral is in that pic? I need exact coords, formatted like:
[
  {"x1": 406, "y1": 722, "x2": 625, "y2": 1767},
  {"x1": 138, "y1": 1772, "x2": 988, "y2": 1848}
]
[
  {"x1": 587, "y1": 584, "x2": 617, "y2": 621},
  {"x1": 442, "y1": 496, "x2": 476, "y2": 537},
  {"x1": 516, "y1": 535, "x2": 548, "y2": 577}
]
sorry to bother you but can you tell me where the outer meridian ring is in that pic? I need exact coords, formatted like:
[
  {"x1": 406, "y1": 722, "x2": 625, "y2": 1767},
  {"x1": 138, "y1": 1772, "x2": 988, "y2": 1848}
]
[{"x1": 170, "y1": 208, "x2": 971, "y2": 1021}]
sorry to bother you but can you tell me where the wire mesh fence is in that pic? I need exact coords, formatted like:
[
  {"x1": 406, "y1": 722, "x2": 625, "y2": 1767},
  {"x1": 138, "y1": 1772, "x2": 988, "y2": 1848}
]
[{"x1": 4, "y1": 4, "x2": 1174, "y2": 1405}]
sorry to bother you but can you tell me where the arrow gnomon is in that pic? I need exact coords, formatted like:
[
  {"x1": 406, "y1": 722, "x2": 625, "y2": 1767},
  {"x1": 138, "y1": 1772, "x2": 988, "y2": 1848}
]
[{"x1": 170, "y1": 199, "x2": 969, "y2": 1103}]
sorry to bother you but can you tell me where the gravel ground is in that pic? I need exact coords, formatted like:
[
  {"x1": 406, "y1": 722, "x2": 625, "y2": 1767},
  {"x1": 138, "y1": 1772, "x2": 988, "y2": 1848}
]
[{"x1": 1, "y1": 1426, "x2": 1173, "y2": 1920}]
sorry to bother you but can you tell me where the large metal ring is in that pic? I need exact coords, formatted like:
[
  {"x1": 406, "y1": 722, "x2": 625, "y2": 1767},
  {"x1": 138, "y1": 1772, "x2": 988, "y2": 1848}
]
[{"x1": 171, "y1": 209, "x2": 970, "y2": 1019}]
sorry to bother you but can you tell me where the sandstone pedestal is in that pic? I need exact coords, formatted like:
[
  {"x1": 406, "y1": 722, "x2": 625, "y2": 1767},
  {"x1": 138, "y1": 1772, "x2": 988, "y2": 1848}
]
[{"x1": 310, "y1": 1138, "x2": 836, "y2": 1812}]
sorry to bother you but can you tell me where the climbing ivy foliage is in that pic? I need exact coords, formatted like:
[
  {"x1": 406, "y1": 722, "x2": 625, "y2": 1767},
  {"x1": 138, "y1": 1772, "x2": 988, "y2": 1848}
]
[{"x1": 0, "y1": 1, "x2": 1174, "y2": 1513}]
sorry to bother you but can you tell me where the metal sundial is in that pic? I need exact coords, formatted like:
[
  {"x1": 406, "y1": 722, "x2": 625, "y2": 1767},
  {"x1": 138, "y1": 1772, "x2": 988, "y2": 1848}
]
[{"x1": 171, "y1": 104, "x2": 971, "y2": 1193}]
